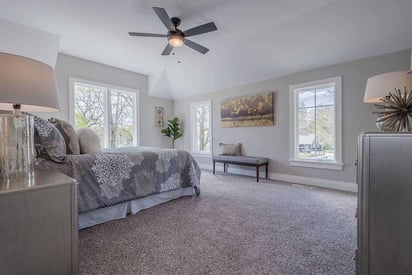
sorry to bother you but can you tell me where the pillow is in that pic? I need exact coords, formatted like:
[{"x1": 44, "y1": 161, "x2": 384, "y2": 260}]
[
  {"x1": 77, "y1": 128, "x2": 102, "y2": 154},
  {"x1": 219, "y1": 143, "x2": 242, "y2": 155},
  {"x1": 33, "y1": 115, "x2": 66, "y2": 162},
  {"x1": 49, "y1": 117, "x2": 80, "y2": 155}
]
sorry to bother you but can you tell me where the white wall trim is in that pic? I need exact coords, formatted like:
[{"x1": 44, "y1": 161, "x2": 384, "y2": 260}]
[
  {"x1": 190, "y1": 99, "x2": 213, "y2": 154},
  {"x1": 289, "y1": 159, "x2": 344, "y2": 170},
  {"x1": 192, "y1": 153, "x2": 213, "y2": 159},
  {"x1": 289, "y1": 76, "x2": 343, "y2": 170},
  {"x1": 198, "y1": 162, "x2": 357, "y2": 193}
]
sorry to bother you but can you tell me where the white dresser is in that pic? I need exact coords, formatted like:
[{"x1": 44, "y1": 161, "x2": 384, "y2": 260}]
[
  {"x1": 0, "y1": 171, "x2": 78, "y2": 275},
  {"x1": 357, "y1": 133, "x2": 412, "y2": 275}
]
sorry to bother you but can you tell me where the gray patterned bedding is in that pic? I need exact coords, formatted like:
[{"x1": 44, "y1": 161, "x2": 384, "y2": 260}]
[{"x1": 35, "y1": 147, "x2": 201, "y2": 213}]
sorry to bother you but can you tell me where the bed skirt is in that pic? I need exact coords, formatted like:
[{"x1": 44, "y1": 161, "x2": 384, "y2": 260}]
[{"x1": 79, "y1": 187, "x2": 195, "y2": 229}]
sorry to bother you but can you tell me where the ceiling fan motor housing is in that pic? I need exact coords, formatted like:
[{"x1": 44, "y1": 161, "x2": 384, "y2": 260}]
[
  {"x1": 168, "y1": 29, "x2": 185, "y2": 39},
  {"x1": 171, "y1": 17, "x2": 181, "y2": 27}
]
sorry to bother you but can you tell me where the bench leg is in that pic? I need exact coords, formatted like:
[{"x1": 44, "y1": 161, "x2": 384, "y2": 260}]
[
  {"x1": 256, "y1": 165, "x2": 259, "y2": 182},
  {"x1": 265, "y1": 163, "x2": 268, "y2": 179},
  {"x1": 213, "y1": 160, "x2": 216, "y2": 175},
  {"x1": 223, "y1": 162, "x2": 226, "y2": 173}
]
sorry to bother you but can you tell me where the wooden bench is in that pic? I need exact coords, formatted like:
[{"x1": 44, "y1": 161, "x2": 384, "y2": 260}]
[{"x1": 212, "y1": 155, "x2": 269, "y2": 182}]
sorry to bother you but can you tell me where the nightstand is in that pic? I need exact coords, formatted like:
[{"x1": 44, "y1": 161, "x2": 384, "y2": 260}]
[{"x1": 0, "y1": 170, "x2": 78, "y2": 275}]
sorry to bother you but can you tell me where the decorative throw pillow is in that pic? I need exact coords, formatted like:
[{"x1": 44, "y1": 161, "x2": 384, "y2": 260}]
[
  {"x1": 49, "y1": 117, "x2": 80, "y2": 155},
  {"x1": 219, "y1": 143, "x2": 242, "y2": 155},
  {"x1": 33, "y1": 115, "x2": 66, "y2": 162},
  {"x1": 77, "y1": 128, "x2": 102, "y2": 154}
]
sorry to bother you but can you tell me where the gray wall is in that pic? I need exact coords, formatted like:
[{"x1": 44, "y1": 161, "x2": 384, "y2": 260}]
[
  {"x1": 44, "y1": 53, "x2": 173, "y2": 148},
  {"x1": 174, "y1": 49, "x2": 411, "y2": 184}
]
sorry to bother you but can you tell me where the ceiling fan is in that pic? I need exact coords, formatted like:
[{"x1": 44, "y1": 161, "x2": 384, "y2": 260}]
[{"x1": 129, "y1": 7, "x2": 217, "y2": 55}]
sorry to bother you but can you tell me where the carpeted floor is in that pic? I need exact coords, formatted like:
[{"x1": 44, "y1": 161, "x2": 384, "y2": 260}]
[{"x1": 79, "y1": 170, "x2": 357, "y2": 275}]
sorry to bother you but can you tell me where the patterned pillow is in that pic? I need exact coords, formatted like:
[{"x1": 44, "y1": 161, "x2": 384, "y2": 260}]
[
  {"x1": 33, "y1": 115, "x2": 66, "y2": 162},
  {"x1": 49, "y1": 117, "x2": 80, "y2": 154}
]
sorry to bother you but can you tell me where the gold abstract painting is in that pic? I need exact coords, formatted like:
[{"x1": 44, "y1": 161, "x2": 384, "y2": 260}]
[{"x1": 221, "y1": 92, "x2": 274, "y2": 128}]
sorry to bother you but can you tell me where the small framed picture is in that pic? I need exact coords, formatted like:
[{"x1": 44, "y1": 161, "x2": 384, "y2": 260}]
[
  {"x1": 155, "y1": 107, "x2": 164, "y2": 117},
  {"x1": 155, "y1": 117, "x2": 164, "y2": 127}
]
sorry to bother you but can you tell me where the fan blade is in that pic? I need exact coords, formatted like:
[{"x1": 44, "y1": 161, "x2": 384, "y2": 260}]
[
  {"x1": 184, "y1": 39, "x2": 209, "y2": 54},
  {"x1": 184, "y1": 22, "x2": 217, "y2": 37},
  {"x1": 152, "y1": 7, "x2": 174, "y2": 31},
  {"x1": 161, "y1": 44, "x2": 173, "y2": 56},
  {"x1": 128, "y1": 32, "x2": 167, "y2": 38}
]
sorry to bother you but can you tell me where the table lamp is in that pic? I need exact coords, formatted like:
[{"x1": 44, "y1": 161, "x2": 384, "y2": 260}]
[
  {"x1": 0, "y1": 53, "x2": 59, "y2": 179},
  {"x1": 364, "y1": 71, "x2": 412, "y2": 131}
]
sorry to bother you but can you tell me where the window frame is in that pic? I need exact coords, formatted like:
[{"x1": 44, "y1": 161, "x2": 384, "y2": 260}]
[
  {"x1": 69, "y1": 77, "x2": 140, "y2": 148},
  {"x1": 289, "y1": 76, "x2": 343, "y2": 170},
  {"x1": 190, "y1": 100, "x2": 213, "y2": 156}
]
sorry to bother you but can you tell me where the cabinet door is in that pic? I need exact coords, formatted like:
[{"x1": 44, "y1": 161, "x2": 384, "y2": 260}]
[
  {"x1": 368, "y1": 136, "x2": 412, "y2": 274},
  {"x1": 0, "y1": 185, "x2": 76, "y2": 275}
]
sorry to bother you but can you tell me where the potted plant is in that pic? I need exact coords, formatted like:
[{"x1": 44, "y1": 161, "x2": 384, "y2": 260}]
[{"x1": 161, "y1": 117, "x2": 182, "y2": 149}]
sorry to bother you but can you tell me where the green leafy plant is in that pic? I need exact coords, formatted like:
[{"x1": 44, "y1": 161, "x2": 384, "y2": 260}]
[{"x1": 161, "y1": 117, "x2": 182, "y2": 149}]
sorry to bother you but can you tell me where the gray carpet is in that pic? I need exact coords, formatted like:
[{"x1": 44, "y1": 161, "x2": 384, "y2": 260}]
[{"x1": 79, "y1": 170, "x2": 357, "y2": 275}]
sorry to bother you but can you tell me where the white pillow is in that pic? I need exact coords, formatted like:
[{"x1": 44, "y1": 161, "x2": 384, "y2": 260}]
[{"x1": 77, "y1": 128, "x2": 102, "y2": 154}]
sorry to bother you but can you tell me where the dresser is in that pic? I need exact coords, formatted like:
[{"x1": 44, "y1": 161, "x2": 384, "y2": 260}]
[
  {"x1": 356, "y1": 133, "x2": 412, "y2": 275},
  {"x1": 0, "y1": 171, "x2": 78, "y2": 275}
]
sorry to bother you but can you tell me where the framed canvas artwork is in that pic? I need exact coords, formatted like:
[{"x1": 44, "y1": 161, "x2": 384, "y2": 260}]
[
  {"x1": 155, "y1": 107, "x2": 164, "y2": 117},
  {"x1": 155, "y1": 117, "x2": 164, "y2": 127},
  {"x1": 221, "y1": 92, "x2": 274, "y2": 128}
]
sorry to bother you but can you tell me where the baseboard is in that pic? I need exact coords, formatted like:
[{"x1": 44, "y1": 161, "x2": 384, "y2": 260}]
[{"x1": 198, "y1": 162, "x2": 357, "y2": 193}]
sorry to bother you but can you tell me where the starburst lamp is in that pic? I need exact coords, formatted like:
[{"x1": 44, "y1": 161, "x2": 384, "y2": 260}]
[
  {"x1": 0, "y1": 53, "x2": 59, "y2": 179},
  {"x1": 364, "y1": 71, "x2": 412, "y2": 131}
]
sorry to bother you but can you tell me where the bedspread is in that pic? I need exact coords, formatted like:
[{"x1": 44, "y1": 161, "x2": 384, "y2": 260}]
[{"x1": 35, "y1": 147, "x2": 201, "y2": 213}]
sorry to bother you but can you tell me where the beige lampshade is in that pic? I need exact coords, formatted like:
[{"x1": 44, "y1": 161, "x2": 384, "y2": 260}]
[
  {"x1": 0, "y1": 52, "x2": 59, "y2": 112},
  {"x1": 364, "y1": 71, "x2": 412, "y2": 103}
]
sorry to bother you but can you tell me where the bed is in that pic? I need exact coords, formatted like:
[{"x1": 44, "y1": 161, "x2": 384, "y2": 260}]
[{"x1": 35, "y1": 147, "x2": 201, "y2": 229}]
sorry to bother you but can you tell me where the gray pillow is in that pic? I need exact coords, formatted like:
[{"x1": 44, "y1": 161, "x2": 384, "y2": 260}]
[
  {"x1": 77, "y1": 128, "x2": 102, "y2": 154},
  {"x1": 33, "y1": 115, "x2": 66, "y2": 162},
  {"x1": 49, "y1": 117, "x2": 80, "y2": 155},
  {"x1": 219, "y1": 143, "x2": 242, "y2": 155}
]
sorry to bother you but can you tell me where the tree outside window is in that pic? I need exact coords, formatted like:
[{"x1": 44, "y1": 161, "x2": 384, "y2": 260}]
[
  {"x1": 72, "y1": 81, "x2": 137, "y2": 148},
  {"x1": 191, "y1": 100, "x2": 212, "y2": 154}
]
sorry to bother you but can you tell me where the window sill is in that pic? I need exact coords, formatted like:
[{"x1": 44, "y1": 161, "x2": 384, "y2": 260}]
[{"x1": 289, "y1": 159, "x2": 344, "y2": 170}]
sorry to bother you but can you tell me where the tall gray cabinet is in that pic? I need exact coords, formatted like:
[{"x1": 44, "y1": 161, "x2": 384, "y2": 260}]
[
  {"x1": 357, "y1": 133, "x2": 412, "y2": 275},
  {"x1": 0, "y1": 171, "x2": 78, "y2": 275}
]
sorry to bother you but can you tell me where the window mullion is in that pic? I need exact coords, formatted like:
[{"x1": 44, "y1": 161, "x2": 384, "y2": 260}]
[
  {"x1": 132, "y1": 95, "x2": 137, "y2": 146},
  {"x1": 314, "y1": 89, "x2": 317, "y2": 158},
  {"x1": 104, "y1": 88, "x2": 111, "y2": 148},
  {"x1": 295, "y1": 91, "x2": 299, "y2": 159}
]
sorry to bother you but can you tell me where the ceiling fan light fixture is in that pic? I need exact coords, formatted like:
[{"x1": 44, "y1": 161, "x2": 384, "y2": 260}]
[
  {"x1": 168, "y1": 34, "x2": 184, "y2": 47},
  {"x1": 129, "y1": 7, "x2": 216, "y2": 55}
]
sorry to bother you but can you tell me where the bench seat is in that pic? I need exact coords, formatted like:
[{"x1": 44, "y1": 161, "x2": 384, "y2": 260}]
[{"x1": 212, "y1": 155, "x2": 269, "y2": 182}]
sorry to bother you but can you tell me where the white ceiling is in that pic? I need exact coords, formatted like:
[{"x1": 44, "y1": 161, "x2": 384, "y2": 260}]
[{"x1": 1, "y1": 0, "x2": 411, "y2": 99}]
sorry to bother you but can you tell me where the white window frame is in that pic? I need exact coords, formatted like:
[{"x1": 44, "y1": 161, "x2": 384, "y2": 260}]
[
  {"x1": 289, "y1": 76, "x2": 343, "y2": 170},
  {"x1": 69, "y1": 77, "x2": 140, "y2": 148},
  {"x1": 190, "y1": 100, "x2": 213, "y2": 156}
]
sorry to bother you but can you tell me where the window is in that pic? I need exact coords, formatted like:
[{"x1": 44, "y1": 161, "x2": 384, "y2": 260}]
[
  {"x1": 289, "y1": 76, "x2": 343, "y2": 170},
  {"x1": 69, "y1": 78, "x2": 139, "y2": 148},
  {"x1": 191, "y1": 100, "x2": 212, "y2": 154}
]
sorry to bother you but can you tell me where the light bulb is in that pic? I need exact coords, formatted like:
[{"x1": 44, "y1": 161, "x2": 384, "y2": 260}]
[{"x1": 168, "y1": 35, "x2": 184, "y2": 47}]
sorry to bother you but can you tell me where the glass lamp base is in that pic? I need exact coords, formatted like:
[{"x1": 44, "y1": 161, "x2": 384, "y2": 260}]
[{"x1": 0, "y1": 114, "x2": 34, "y2": 179}]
